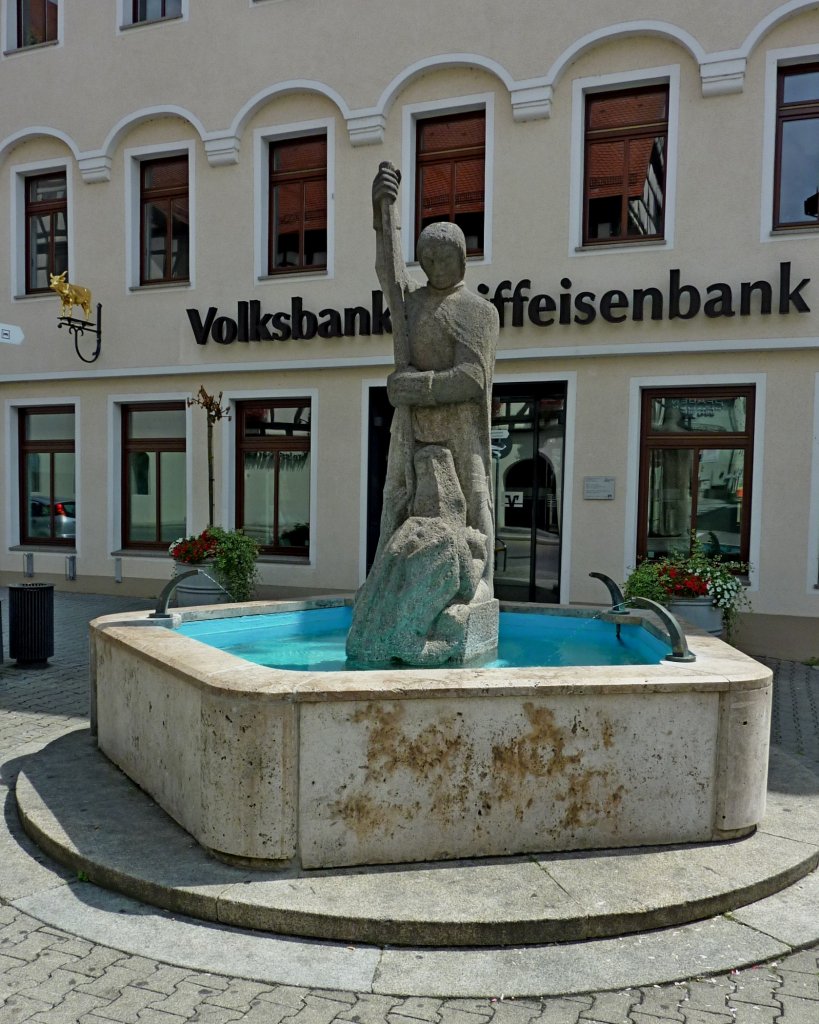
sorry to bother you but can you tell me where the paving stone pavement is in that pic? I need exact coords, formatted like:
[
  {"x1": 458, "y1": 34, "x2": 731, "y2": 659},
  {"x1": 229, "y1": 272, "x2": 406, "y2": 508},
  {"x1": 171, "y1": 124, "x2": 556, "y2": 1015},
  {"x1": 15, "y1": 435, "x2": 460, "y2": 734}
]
[{"x1": 0, "y1": 588, "x2": 818, "y2": 1023}]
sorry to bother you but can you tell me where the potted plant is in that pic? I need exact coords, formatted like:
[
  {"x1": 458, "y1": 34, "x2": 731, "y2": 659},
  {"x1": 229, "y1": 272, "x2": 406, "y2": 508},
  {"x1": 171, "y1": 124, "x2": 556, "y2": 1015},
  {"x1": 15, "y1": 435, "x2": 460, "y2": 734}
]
[
  {"x1": 624, "y1": 539, "x2": 750, "y2": 640},
  {"x1": 208, "y1": 526, "x2": 260, "y2": 603},
  {"x1": 168, "y1": 527, "x2": 260, "y2": 605}
]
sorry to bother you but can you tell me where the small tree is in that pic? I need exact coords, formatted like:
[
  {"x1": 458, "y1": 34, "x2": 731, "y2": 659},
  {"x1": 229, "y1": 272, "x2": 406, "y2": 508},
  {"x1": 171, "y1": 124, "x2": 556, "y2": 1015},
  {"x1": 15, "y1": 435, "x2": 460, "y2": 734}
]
[{"x1": 188, "y1": 385, "x2": 230, "y2": 527}]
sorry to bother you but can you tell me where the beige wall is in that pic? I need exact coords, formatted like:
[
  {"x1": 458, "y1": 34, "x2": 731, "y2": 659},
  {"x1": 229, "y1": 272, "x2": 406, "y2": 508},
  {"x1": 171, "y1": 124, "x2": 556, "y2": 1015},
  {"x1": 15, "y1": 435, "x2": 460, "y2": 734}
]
[{"x1": 3, "y1": 2, "x2": 819, "y2": 652}]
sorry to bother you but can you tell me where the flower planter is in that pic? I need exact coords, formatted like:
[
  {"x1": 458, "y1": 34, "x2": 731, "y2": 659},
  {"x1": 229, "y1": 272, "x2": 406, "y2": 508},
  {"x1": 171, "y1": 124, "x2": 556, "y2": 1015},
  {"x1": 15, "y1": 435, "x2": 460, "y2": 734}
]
[
  {"x1": 172, "y1": 561, "x2": 229, "y2": 607},
  {"x1": 668, "y1": 597, "x2": 723, "y2": 636}
]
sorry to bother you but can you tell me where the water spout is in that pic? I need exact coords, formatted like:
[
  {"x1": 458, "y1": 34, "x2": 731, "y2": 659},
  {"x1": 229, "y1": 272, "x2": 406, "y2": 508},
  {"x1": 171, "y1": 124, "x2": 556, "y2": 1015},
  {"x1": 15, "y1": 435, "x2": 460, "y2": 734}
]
[
  {"x1": 149, "y1": 570, "x2": 202, "y2": 619},
  {"x1": 588, "y1": 571, "x2": 629, "y2": 613},
  {"x1": 629, "y1": 596, "x2": 696, "y2": 663}
]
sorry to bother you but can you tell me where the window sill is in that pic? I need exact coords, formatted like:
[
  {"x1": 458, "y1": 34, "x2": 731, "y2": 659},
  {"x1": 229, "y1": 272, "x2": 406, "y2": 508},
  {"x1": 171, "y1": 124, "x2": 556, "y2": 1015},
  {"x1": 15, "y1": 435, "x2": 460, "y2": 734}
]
[
  {"x1": 119, "y1": 15, "x2": 184, "y2": 30},
  {"x1": 3, "y1": 40, "x2": 59, "y2": 56},
  {"x1": 258, "y1": 270, "x2": 328, "y2": 283},
  {"x1": 767, "y1": 226, "x2": 819, "y2": 238},
  {"x1": 111, "y1": 549, "x2": 174, "y2": 559},
  {"x1": 13, "y1": 292, "x2": 55, "y2": 302},
  {"x1": 258, "y1": 554, "x2": 310, "y2": 565},
  {"x1": 9, "y1": 544, "x2": 76, "y2": 553},
  {"x1": 573, "y1": 237, "x2": 669, "y2": 255},
  {"x1": 128, "y1": 281, "x2": 191, "y2": 293}
]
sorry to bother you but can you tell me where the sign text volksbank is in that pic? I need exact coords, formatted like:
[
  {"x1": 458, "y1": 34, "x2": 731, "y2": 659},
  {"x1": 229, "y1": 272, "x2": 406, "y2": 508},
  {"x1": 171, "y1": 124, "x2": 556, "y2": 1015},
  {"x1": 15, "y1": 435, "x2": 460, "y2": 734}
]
[{"x1": 187, "y1": 262, "x2": 810, "y2": 344}]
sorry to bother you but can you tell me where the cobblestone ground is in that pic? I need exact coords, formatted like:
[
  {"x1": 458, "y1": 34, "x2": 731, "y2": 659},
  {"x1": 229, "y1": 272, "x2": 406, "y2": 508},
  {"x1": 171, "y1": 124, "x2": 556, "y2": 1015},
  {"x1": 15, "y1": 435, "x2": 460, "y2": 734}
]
[{"x1": 1, "y1": 590, "x2": 818, "y2": 1023}]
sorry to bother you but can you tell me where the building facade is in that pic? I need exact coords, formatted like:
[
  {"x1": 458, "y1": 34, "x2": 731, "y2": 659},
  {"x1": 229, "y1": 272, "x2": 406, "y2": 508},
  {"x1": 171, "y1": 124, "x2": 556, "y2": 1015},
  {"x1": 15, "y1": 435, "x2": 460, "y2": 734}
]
[{"x1": 2, "y1": 0, "x2": 819, "y2": 657}]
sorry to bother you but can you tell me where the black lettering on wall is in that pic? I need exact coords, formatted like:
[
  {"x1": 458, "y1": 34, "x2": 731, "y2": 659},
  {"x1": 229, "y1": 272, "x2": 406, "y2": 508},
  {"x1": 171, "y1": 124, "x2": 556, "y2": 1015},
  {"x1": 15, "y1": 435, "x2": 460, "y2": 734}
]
[
  {"x1": 600, "y1": 290, "x2": 629, "y2": 323},
  {"x1": 344, "y1": 306, "x2": 371, "y2": 336},
  {"x1": 704, "y1": 283, "x2": 736, "y2": 318},
  {"x1": 669, "y1": 269, "x2": 701, "y2": 320},
  {"x1": 632, "y1": 287, "x2": 662, "y2": 322},
  {"x1": 573, "y1": 292, "x2": 597, "y2": 325},
  {"x1": 740, "y1": 280, "x2": 772, "y2": 316},
  {"x1": 187, "y1": 307, "x2": 217, "y2": 345}
]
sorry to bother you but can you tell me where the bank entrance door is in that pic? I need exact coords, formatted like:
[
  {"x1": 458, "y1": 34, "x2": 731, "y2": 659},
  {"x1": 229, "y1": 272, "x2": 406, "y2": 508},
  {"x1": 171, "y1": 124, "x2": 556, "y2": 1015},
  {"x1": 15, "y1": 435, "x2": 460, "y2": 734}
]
[{"x1": 365, "y1": 381, "x2": 567, "y2": 603}]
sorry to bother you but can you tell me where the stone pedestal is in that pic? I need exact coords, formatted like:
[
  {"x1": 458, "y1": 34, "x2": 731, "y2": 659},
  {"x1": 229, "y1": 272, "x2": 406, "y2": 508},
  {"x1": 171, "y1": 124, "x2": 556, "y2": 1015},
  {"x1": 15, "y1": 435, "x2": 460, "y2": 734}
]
[{"x1": 347, "y1": 445, "x2": 499, "y2": 666}]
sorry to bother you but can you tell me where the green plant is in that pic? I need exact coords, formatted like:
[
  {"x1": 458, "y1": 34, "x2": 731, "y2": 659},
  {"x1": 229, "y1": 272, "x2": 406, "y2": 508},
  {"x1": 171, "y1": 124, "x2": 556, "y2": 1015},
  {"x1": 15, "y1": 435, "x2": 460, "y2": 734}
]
[
  {"x1": 208, "y1": 526, "x2": 260, "y2": 603},
  {"x1": 169, "y1": 526, "x2": 260, "y2": 601},
  {"x1": 624, "y1": 538, "x2": 751, "y2": 640}
]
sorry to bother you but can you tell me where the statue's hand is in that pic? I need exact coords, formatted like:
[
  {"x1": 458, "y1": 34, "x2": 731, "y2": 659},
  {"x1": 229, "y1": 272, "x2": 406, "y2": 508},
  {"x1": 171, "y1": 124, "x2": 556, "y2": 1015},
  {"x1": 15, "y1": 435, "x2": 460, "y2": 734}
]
[{"x1": 373, "y1": 162, "x2": 401, "y2": 212}]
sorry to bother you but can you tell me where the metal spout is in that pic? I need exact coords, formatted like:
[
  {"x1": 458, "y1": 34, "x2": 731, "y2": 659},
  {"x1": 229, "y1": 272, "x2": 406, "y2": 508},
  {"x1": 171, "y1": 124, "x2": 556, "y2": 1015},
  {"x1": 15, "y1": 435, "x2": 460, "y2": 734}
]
[
  {"x1": 629, "y1": 596, "x2": 696, "y2": 663},
  {"x1": 589, "y1": 571, "x2": 629, "y2": 613},
  {"x1": 149, "y1": 570, "x2": 201, "y2": 618}
]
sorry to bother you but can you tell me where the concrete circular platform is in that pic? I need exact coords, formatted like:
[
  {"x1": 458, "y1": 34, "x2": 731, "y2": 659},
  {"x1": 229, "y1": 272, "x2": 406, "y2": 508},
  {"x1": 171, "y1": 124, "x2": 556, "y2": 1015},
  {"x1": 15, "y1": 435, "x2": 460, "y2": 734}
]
[{"x1": 15, "y1": 729, "x2": 819, "y2": 951}]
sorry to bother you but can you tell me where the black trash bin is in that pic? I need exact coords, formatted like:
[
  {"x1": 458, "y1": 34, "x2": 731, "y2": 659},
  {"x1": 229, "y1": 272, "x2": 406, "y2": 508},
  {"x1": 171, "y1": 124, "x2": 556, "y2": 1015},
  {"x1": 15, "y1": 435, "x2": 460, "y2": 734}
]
[{"x1": 9, "y1": 583, "x2": 54, "y2": 668}]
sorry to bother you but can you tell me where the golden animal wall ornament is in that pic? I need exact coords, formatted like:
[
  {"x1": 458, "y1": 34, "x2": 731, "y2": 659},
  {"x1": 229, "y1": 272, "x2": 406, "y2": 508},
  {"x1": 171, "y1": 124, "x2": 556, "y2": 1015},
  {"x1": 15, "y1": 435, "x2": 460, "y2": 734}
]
[{"x1": 49, "y1": 272, "x2": 93, "y2": 321}]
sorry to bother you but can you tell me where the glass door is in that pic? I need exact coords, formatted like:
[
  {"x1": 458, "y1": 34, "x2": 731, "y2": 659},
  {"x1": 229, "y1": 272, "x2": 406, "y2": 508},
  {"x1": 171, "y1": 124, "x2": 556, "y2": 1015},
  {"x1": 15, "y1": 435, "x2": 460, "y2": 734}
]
[
  {"x1": 491, "y1": 383, "x2": 566, "y2": 603},
  {"x1": 366, "y1": 381, "x2": 567, "y2": 603}
]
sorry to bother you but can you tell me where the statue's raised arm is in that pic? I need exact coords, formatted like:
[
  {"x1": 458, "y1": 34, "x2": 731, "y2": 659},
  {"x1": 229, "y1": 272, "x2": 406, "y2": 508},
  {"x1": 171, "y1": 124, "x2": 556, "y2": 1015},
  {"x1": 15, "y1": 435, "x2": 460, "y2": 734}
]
[{"x1": 372, "y1": 162, "x2": 411, "y2": 369}]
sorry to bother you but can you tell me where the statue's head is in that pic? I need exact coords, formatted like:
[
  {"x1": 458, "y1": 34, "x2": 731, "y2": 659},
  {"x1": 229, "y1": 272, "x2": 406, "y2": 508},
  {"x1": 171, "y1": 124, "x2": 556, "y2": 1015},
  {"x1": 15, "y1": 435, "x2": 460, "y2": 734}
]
[{"x1": 417, "y1": 222, "x2": 467, "y2": 290}]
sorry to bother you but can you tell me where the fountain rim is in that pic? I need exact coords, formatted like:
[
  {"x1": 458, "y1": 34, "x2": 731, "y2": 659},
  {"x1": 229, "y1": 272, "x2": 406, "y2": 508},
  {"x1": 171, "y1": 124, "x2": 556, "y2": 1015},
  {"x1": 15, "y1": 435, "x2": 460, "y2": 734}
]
[{"x1": 91, "y1": 595, "x2": 770, "y2": 704}]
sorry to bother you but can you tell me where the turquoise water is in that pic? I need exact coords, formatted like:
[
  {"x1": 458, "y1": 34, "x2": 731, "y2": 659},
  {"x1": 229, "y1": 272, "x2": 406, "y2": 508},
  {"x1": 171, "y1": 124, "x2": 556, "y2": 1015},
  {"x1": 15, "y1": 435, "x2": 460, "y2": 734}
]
[{"x1": 178, "y1": 606, "x2": 670, "y2": 670}]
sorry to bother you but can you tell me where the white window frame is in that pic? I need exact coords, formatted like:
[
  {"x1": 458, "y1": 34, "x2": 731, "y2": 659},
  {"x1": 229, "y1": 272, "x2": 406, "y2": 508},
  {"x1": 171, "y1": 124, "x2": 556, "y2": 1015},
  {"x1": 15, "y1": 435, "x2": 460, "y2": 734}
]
[
  {"x1": 10, "y1": 157, "x2": 74, "y2": 301},
  {"x1": 222, "y1": 388, "x2": 319, "y2": 568},
  {"x1": 401, "y1": 92, "x2": 495, "y2": 267},
  {"x1": 253, "y1": 118, "x2": 335, "y2": 282},
  {"x1": 125, "y1": 139, "x2": 196, "y2": 291},
  {"x1": 4, "y1": 396, "x2": 80, "y2": 553},
  {"x1": 108, "y1": 392, "x2": 193, "y2": 554},
  {"x1": 624, "y1": 373, "x2": 765, "y2": 592},
  {"x1": 569, "y1": 65, "x2": 680, "y2": 257},
  {"x1": 2, "y1": 0, "x2": 62, "y2": 54},
  {"x1": 118, "y1": 0, "x2": 189, "y2": 31},
  {"x1": 760, "y1": 44, "x2": 819, "y2": 242}
]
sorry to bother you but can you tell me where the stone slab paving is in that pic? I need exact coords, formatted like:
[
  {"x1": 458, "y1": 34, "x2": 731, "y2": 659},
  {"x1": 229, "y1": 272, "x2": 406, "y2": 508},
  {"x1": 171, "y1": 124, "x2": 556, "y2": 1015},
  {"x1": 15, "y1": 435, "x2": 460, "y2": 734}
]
[{"x1": 0, "y1": 589, "x2": 817, "y2": 1021}]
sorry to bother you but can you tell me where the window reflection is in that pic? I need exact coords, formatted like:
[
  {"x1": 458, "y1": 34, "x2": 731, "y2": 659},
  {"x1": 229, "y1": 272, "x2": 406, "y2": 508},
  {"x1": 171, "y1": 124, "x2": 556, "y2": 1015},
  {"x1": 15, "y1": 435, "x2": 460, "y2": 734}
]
[
  {"x1": 584, "y1": 85, "x2": 668, "y2": 244},
  {"x1": 491, "y1": 390, "x2": 565, "y2": 603},
  {"x1": 237, "y1": 400, "x2": 311, "y2": 554},
  {"x1": 639, "y1": 388, "x2": 753, "y2": 564},
  {"x1": 122, "y1": 403, "x2": 186, "y2": 548},
  {"x1": 140, "y1": 156, "x2": 189, "y2": 284},
  {"x1": 19, "y1": 407, "x2": 76, "y2": 544},
  {"x1": 25, "y1": 172, "x2": 67, "y2": 293},
  {"x1": 776, "y1": 63, "x2": 819, "y2": 228},
  {"x1": 269, "y1": 137, "x2": 327, "y2": 274},
  {"x1": 649, "y1": 396, "x2": 746, "y2": 433}
]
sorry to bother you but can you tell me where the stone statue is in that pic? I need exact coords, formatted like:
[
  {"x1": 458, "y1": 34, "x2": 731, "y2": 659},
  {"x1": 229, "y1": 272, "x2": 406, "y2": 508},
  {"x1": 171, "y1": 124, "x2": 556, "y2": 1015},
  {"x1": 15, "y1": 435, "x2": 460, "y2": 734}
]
[{"x1": 346, "y1": 162, "x2": 500, "y2": 666}]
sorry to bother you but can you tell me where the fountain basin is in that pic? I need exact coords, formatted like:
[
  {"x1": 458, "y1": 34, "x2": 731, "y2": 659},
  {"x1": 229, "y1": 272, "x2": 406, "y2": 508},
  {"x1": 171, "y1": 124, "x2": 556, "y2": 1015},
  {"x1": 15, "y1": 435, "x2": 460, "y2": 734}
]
[{"x1": 90, "y1": 598, "x2": 772, "y2": 870}]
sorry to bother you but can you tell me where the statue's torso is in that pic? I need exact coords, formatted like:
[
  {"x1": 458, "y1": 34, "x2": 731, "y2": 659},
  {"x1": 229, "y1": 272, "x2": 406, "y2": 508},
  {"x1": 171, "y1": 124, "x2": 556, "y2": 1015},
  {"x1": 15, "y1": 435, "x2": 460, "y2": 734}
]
[{"x1": 406, "y1": 287, "x2": 463, "y2": 371}]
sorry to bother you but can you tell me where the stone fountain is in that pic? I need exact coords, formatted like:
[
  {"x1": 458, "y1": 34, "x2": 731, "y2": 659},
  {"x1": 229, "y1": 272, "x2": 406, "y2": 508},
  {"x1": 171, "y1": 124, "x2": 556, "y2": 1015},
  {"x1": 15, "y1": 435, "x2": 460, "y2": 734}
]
[{"x1": 82, "y1": 164, "x2": 773, "y2": 874}]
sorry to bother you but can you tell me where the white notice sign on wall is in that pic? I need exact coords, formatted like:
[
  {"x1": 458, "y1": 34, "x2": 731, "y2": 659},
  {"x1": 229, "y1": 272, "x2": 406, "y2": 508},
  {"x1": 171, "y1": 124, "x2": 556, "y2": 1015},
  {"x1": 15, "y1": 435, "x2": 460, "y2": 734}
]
[{"x1": 583, "y1": 476, "x2": 615, "y2": 500}]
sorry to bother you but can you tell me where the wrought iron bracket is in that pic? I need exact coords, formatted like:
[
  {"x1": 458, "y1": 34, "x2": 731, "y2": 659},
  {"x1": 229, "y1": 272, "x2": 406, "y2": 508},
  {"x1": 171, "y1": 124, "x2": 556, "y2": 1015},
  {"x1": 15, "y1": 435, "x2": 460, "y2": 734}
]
[{"x1": 58, "y1": 303, "x2": 102, "y2": 363}]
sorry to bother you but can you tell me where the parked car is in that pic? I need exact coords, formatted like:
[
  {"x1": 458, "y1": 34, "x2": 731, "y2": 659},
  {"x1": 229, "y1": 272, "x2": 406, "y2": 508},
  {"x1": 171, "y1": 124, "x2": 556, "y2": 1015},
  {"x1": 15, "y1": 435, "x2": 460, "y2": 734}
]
[{"x1": 29, "y1": 495, "x2": 76, "y2": 540}]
